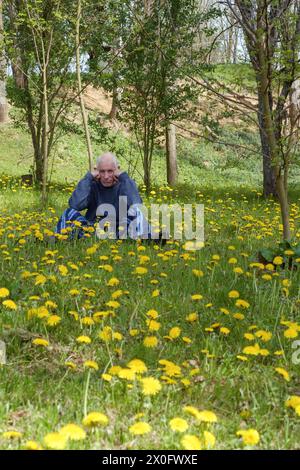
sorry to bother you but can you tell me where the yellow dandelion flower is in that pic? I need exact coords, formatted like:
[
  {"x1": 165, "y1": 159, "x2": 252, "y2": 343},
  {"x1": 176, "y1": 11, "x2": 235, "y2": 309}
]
[
  {"x1": 146, "y1": 309, "x2": 159, "y2": 319},
  {"x1": 127, "y1": 359, "x2": 147, "y2": 374},
  {"x1": 220, "y1": 308, "x2": 230, "y2": 315},
  {"x1": 197, "y1": 410, "x2": 217, "y2": 423},
  {"x1": 46, "y1": 315, "x2": 61, "y2": 326},
  {"x1": 129, "y1": 422, "x2": 151, "y2": 435},
  {"x1": 118, "y1": 368, "x2": 136, "y2": 381},
  {"x1": 113, "y1": 332, "x2": 123, "y2": 341},
  {"x1": 181, "y1": 434, "x2": 201, "y2": 450},
  {"x1": 140, "y1": 377, "x2": 162, "y2": 395},
  {"x1": 236, "y1": 429, "x2": 260, "y2": 446},
  {"x1": 181, "y1": 378, "x2": 191, "y2": 387},
  {"x1": 275, "y1": 367, "x2": 290, "y2": 381},
  {"x1": 255, "y1": 330, "x2": 272, "y2": 342},
  {"x1": 82, "y1": 412, "x2": 109, "y2": 427},
  {"x1": 274, "y1": 350, "x2": 284, "y2": 356},
  {"x1": 2, "y1": 431, "x2": 22, "y2": 439},
  {"x1": 65, "y1": 361, "x2": 77, "y2": 370},
  {"x1": 169, "y1": 327, "x2": 181, "y2": 339},
  {"x1": 32, "y1": 338, "x2": 49, "y2": 347},
  {"x1": 81, "y1": 317, "x2": 94, "y2": 326},
  {"x1": 105, "y1": 300, "x2": 120, "y2": 309},
  {"x1": 0, "y1": 287, "x2": 10, "y2": 298},
  {"x1": 24, "y1": 440, "x2": 42, "y2": 450},
  {"x1": 43, "y1": 432, "x2": 67, "y2": 450},
  {"x1": 259, "y1": 348, "x2": 270, "y2": 356},
  {"x1": 235, "y1": 299, "x2": 250, "y2": 309},
  {"x1": 265, "y1": 263, "x2": 274, "y2": 271},
  {"x1": 233, "y1": 267, "x2": 244, "y2": 274},
  {"x1": 284, "y1": 328, "x2": 298, "y2": 338},
  {"x1": 152, "y1": 289, "x2": 160, "y2": 297},
  {"x1": 101, "y1": 373, "x2": 112, "y2": 381},
  {"x1": 285, "y1": 395, "x2": 300, "y2": 409},
  {"x1": 243, "y1": 343, "x2": 260, "y2": 355},
  {"x1": 146, "y1": 319, "x2": 161, "y2": 331},
  {"x1": 233, "y1": 313, "x2": 245, "y2": 320},
  {"x1": 169, "y1": 418, "x2": 189, "y2": 432},
  {"x1": 107, "y1": 277, "x2": 119, "y2": 286},
  {"x1": 203, "y1": 430, "x2": 216, "y2": 449},
  {"x1": 191, "y1": 294, "x2": 203, "y2": 301},
  {"x1": 108, "y1": 365, "x2": 122, "y2": 376},
  {"x1": 273, "y1": 256, "x2": 283, "y2": 266},
  {"x1": 244, "y1": 333, "x2": 255, "y2": 341},
  {"x1": 111, "y1": 289, "x2": 123, "y2": 299},
  {"x1": 237, "y1": 355, "x2": 248, "y2": 361},
  {"x1": 2, "y1": 299, "x2": 17, "y2": 310},
  {"x1": 58, "y1": 265, "x2": 68, "y2": 276},
  {"x1": 129, "y1": 329, "x2": 140, "y2": 336},
  {"x1": 69, "y1": 289, "x2": 80, "y2": 296},
  {"x1": 59, "y1": 424, "x2": 86, "y2": 441},
  {"x1": 182, "y1": 336, "x2": 192, "y2": 343},
  {"x1": 99, "y1": 326, "x2": 112, "y2": 342},
  {"x1": 76, "y1": 335, "x2": 92, "y2": 344},
  {"x1": 143, "y1": 336, "x2": 158, "y2": 348},
  {"x1": 186, "y1": 312, "x2": 198, "y2": 322},
  {"x1": 100, "y1": 264, "x2": 113, "y2": 272},
  {"x1": 220, "y1": 327, "x2": 230, "y2": 335},
  {"x1": 35, "y1": 274, "x2": 47, "y2": 286},
  {"x1": 84, "y1": 360, "x2": 99, "y2": 371},
  {"x1": 228, "y1": 290, "x2": 240, "y2": 298},
  {"x1": 134, "y1": 267, "x2": 148, "y2": 275},
  {"x1": 192, "y1": 269, "x2": 204, "y2": 277}
]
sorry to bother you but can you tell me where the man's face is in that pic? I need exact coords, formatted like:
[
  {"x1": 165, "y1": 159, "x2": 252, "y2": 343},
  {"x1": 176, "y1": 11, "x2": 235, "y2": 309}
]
[{"x1": 97, "y1": 159, "x2": 117, "y2": 187}]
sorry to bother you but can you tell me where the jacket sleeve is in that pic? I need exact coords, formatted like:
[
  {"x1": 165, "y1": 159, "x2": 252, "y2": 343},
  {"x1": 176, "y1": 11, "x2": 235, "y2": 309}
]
[
  {"x1": 68, "y1": 172, "x2": 94, "y2": 211},
  {"x1": 118, "y1": 172, "x2": 142, "y2": 206}
]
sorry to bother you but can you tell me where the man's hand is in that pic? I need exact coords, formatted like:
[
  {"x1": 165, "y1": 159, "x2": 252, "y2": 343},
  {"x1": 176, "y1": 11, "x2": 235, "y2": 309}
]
[
  {"x1": 113, "y1": 166, "x2": 124, "y2": 184},
  {"x1": 91, "y1": 167, "x2": 100, "y2": 181}
]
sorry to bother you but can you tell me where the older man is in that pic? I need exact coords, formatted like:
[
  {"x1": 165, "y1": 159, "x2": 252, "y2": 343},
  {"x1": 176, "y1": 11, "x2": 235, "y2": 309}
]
[{"x1": 55, "y1": 152, "x2": 151, "y2": 240}]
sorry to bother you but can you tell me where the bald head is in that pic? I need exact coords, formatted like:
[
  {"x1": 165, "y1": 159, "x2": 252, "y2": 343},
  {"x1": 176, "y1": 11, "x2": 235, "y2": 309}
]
[
  {"x1": 96, "y1": 152, "x2": 119, "y2": 168},
  {"x1": 96, "y1": 152, "x2": 119, "y2": 187}
]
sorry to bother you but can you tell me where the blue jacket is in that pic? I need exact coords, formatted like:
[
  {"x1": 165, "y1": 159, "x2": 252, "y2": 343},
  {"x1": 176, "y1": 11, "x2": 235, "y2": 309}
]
[{"x1": 68, "y1": 172, "x2": 142, "y2": 224}]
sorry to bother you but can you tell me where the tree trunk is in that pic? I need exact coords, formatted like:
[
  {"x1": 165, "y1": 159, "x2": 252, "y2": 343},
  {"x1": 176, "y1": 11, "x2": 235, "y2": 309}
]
[
  {"x1": 257, "y1": 93, "x2": 277, "y2": 197},
  {"x1": 275, "y1": 169, "x2": 291, "y2": 241},
  {"x1": 108, "y1": 85, "x2": 119, "y2": 120},
  {"x1": 76, "y1": 0, "x2": 93, "y2": 171},
  {"x1": 166, "y1": 123, "x2": 178, "y2": 186},
  {"x1": 8, "y1": 2, "x2": 27, "y2": 90},
  {"x1": 257, "y1": 39, "x2": 290, "y2": 239},
  {"x1": 0, "y1": 0, "x2": 8, "y2": 123},
  {"x1": 42, "y1": 65, "x2": 49, "y2": 203}
]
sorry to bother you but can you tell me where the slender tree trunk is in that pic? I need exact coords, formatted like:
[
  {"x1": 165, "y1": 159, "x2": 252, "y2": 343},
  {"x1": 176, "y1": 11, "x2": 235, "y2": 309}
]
[
  {"x1": 0, "y1": 0, "x2": 8, "y2": 123},
  {"x1": 109, "y1": 85, "x2": 119, "y2": 120},
  {"x1": 257, "y1": 39, "x2": 290, "y2": 239},
  {"x1": 257, "y1": 92, "x2": 277, "y2": 197},
  {"x1": 8, "y1": 2, "x2": 27, "y2": 90},
  {"x1": 42, "y1": 65, "x2": 49, "y2": 203},
  {"x1": 76, "y1": 0, "x2": 93, "y2": 170},
  {"x1": 275, "y1": 170, "x2": 291, "y2": 240},
  {"x1": 166, "y1": 123, "x2": 178, "y2": 186}
]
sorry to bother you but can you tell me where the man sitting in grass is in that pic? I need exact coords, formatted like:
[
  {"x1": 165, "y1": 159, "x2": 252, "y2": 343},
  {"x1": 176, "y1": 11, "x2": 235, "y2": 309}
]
[{"x1": 55, "y1": 152, "x2": 156, "y2": 241}]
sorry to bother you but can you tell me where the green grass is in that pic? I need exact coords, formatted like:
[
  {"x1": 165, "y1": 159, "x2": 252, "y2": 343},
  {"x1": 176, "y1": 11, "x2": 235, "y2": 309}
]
[{"x1": 0, "y1": 122, "x2": 300, "y2": 450}]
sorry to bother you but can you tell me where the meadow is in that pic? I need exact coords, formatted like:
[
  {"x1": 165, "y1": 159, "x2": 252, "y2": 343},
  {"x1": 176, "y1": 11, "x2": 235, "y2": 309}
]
[{"x1": 0, "y1": 122, "x2": 300, "y2": 450}]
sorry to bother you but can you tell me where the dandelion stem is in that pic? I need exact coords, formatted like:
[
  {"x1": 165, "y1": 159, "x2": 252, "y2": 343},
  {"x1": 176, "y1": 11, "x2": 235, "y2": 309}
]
[{"x1": 83, "y1": 370, "x2": 91, "y2": 418}]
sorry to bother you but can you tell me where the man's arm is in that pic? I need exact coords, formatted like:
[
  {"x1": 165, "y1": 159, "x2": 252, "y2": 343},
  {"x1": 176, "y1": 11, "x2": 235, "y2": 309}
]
[
  {"x1": 68, "y1": 172, "x2": 95, "y2": 211},
  {"x1": 117, "y1": 172, "x2": 142, "y2": 205}
]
